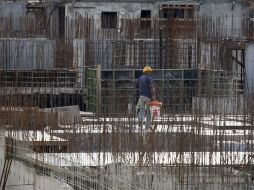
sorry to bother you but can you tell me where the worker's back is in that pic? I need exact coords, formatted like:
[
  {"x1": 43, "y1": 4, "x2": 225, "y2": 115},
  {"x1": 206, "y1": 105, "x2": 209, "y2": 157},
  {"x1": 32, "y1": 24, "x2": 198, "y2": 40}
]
[{"x1": 138, "y1": 74, "x2": 153, "y2": 99}]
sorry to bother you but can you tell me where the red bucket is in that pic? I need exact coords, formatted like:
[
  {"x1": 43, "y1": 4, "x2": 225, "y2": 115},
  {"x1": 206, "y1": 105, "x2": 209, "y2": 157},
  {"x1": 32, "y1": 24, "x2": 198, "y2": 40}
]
[{"x1": 146, "y1": 100, "x2": 162, "y2": 120}]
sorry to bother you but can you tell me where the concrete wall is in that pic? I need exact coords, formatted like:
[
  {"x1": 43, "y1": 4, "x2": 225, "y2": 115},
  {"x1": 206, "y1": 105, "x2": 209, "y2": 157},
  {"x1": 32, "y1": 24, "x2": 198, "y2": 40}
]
[
  {"x1": 245, "y1": 43, "x2": 254, "y2": 94},
  {"x1": 65, "y1": 1, "x2": 249, "y2": 31},
  {"x1": 200, "y1": 42, "x2": 219, "y2": 69},
  {"x1": 199, "y1": 1, "x2": 248, "y2": 38},
  {"x1": 73, "y1": 39, "x2": 113, "y2": 68},
  {"x1": 0, "y1": 2, "x2": 26, "y2": 18},
  {"x1": 0, "y1": 2, "x2": 26, "y2": 32},
  {"x1": 65, "y1": 2, "x2": 157, "y2": 39},
  {"x1": 0, "y1": 38, "x2": 56, "y2": 70},
  {"x1": 64, "y1": 0, "x2": 250, "y2": 40},
  {"x1": 66, "y1": 2, "x2": 157, "y2": 19},
  {"x1": 0, "y1": 1, "x2": 251, "y2": 39},
  {"x1": 0, "y1": 134, "x2": 73, "y2": 190}
]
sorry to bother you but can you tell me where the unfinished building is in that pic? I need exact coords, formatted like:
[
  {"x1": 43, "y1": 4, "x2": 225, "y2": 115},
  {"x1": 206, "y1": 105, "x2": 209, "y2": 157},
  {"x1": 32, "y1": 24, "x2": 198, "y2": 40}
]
[{"x1": 1, "y1": 0, "x2": 254, "y2": 190}]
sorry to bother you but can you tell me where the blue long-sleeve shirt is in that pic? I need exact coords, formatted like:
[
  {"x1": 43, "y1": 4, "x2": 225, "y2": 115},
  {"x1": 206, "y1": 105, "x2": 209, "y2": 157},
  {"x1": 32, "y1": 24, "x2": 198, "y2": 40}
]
[{"x1": 138, "y1": 74, "x2": 154, "y2": 99}]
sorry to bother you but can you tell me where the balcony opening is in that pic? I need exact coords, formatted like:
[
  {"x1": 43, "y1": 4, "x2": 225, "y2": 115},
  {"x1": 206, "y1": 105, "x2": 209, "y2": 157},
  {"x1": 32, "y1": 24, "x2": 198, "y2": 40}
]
[
  {"x1": 101, "y1": 12, "x2": 117, "y2": 29},
  {"x1": 159, "y1": 5, "x2": 194, "y2": 19},
  {"x1": 141, "y1": 10, "x2": 151, "y2": 30}
]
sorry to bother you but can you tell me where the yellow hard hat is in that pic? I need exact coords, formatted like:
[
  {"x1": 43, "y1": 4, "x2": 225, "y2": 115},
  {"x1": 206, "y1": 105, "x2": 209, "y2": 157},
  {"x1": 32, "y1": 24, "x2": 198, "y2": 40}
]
[{"x1": 143, "y1": 66, "x2": 152, "y2": 73}]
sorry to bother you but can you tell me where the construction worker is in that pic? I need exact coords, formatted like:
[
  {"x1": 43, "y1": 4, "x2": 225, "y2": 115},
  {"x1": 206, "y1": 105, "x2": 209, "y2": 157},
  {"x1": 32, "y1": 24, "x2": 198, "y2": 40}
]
[{"x1": 137, "y1": 66, "x2": 155, "y2": 129}]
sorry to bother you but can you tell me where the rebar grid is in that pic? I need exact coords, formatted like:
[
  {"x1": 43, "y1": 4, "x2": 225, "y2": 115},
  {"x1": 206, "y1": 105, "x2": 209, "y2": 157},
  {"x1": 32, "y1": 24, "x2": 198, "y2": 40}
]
[{"x1": 0, "y1": 5, "x2": 254, "y2": 190}]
